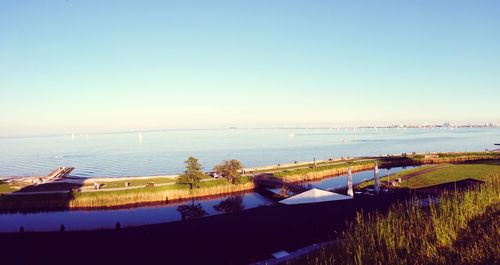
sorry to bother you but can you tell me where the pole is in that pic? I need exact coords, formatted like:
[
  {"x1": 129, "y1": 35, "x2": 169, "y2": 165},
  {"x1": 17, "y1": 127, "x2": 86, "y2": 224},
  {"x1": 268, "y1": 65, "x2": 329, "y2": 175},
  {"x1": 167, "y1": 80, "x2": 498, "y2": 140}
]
[
  {"x1": 347, "y1": 167, "x2": 354, "y2": 196},
  {"x1": 374, "y1": 161, "x2": 380, "y2": 194}
]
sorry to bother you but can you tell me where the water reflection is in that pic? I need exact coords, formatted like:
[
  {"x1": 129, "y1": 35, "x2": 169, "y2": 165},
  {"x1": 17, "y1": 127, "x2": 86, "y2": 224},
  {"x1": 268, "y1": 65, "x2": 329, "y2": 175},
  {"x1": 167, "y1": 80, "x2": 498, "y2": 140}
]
[
  {"x1": 213, "y1": 195, "x2": 244, "y2": 214},
  {"x1": 177, "y1": 201, "x2": 208, "y2": 220},
  {"x1": 0, "y1": 192, "x2": 274, "y2": 232},
  {"x1": 311, "y1": 166, "x2": 415, "y2": 191}
]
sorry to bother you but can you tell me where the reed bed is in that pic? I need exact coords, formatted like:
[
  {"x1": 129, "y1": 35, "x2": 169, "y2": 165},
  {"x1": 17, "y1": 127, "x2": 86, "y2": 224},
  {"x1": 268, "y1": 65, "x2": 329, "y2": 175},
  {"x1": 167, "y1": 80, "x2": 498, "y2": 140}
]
[
  {"x1": 419, "y1": 154, "x2": 500, "y2": 164},
  {"x1": 69, "y1": 181, "x2": 255, "y2": 209},
  {"x1": 0, "y1": 177, "x2": 255, "y2": 210},
  {"x1": 274, "y1": 161, "x2": 378, "y2": 182},
  {"x1": 296, "y1": 175, "x2": 500, "y2": 265}
]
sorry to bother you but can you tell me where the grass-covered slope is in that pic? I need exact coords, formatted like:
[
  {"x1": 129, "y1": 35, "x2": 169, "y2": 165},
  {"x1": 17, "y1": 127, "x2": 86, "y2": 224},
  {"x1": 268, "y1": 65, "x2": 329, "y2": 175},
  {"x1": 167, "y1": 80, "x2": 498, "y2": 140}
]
[{"x1": 290, "y1": 175, "x2": 500, "y2": 265}]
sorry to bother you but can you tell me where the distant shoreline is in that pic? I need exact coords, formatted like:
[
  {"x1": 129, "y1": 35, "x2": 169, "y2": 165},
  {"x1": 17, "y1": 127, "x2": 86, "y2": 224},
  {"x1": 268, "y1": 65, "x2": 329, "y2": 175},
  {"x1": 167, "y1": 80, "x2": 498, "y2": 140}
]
[{"x1": 1, "y1": 125, "x2": 498, "y2": 140}]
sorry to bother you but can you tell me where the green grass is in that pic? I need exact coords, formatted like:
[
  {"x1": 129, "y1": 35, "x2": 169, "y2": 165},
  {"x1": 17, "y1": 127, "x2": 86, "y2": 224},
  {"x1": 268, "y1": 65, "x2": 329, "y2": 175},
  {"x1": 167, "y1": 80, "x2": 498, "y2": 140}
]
[
  {"x1": 400, "y1": 162, "x2": 500, "y2": 188},
  {"x1": 431, "y1": 152, "x2": 499, "y2": 158},
  {"x1": 99, "y1": 177, "x2": 178, "y2": 189},
  {"x1": 356, "y1": 165, "x2": 438, "y2": 189},
  {"x1": 290, "y1": 174, "x2": 500, "y2": 265},
  {"x1": 72, "y1": 176, "x2": 251, "y2": 201},
  {"x1": 356, "y1": 161, "x2": 500, "y2": 189}
]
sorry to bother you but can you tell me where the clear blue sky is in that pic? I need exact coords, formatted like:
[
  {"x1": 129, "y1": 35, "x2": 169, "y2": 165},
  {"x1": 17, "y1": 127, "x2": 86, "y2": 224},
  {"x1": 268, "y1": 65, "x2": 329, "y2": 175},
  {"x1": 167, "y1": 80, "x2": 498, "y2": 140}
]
[{"x1": 1, "y1": 1, "x2": 499, "y2": 136}]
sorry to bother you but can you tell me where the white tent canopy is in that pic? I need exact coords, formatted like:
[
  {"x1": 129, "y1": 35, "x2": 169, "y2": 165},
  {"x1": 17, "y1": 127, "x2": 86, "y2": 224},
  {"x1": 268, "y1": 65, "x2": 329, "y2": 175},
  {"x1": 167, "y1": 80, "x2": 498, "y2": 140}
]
[{"x1": 279, "y1": 188, "x2": 353, "y2": 205}]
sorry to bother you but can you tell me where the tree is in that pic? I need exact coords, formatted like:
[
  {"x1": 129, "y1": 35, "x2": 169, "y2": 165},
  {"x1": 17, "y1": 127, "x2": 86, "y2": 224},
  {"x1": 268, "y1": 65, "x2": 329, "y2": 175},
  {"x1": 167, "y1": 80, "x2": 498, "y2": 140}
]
[
  {"x1": 177, "y1": 156, "x2": 205, "y2": 189},
  {"x1": 213, "y1": 159, "x2": 243, "y2": 184}
]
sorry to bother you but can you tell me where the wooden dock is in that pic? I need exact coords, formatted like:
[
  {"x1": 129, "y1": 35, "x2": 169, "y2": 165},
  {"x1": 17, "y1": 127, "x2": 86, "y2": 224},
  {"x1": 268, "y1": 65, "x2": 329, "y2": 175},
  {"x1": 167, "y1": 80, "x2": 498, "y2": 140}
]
[{"x1": 47, "y1": 167, "x2": 74, "y2": 180}]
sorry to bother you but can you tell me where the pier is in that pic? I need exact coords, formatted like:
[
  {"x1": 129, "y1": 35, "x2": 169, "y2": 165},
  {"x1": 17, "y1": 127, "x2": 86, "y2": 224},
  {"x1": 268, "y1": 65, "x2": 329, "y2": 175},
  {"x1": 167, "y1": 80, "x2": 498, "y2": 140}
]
[{"x1": 46, "y1": 167, "x2": 74, "y2": 180}]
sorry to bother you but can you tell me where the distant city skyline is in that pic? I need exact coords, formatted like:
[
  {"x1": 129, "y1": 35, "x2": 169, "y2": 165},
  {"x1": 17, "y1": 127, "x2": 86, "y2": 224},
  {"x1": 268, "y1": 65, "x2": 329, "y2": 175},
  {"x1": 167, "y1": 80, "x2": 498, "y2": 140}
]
[{"x1": 1, "y1": 1, "x2": 499, "y2": 137}]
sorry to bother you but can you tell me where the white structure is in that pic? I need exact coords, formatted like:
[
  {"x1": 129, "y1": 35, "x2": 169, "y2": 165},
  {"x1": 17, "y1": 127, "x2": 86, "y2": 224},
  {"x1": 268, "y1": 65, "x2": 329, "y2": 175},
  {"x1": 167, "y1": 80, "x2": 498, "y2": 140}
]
[
  {"x1": 347, "y1": 167, "x2": 354, "y2": 197},
  {"x1": 374, "y1": 161, "x2": 380, "y2": 194},
  {"x1": 279, "y1": 188, "x2": 353, "y2": 205}
]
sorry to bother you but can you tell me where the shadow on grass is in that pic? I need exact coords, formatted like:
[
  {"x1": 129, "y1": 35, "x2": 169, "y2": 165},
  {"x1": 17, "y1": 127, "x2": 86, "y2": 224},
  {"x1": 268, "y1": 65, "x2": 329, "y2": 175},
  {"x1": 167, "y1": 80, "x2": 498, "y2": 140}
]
[
  {"x1": 460, "y1": 159, "x2": 500, "y2": 166},
  {"x1": 439, "y1": 203, "x2": 500, "y2": 264},
  {"x1": 413, "y1": 178, "x2": 484, "y2": 195}
]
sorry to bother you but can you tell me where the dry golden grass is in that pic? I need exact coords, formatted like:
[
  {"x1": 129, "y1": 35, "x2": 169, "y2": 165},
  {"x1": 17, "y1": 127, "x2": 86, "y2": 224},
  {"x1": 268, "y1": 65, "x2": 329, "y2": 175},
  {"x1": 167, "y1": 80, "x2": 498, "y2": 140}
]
[{"x1": 69, "y1": 181, "x2": 255, "y2": 208}]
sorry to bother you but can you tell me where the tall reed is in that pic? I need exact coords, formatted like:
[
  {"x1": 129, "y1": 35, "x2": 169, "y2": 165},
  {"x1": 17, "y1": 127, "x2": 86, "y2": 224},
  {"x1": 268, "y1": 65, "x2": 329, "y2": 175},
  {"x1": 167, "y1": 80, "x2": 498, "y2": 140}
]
[
  {"x1": 275, "y1": 161, "x2": 378, "y2": 182},
  {"x1": 70, "y1": 182, "x2": 255, "y2": 208}
]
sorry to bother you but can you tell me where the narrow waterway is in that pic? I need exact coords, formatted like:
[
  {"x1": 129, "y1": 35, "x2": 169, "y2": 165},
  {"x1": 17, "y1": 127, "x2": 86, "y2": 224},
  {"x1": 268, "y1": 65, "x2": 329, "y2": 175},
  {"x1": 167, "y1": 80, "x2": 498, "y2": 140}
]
[{"x1": 0, "y1": 166, "x2": 413, "y2": 232}]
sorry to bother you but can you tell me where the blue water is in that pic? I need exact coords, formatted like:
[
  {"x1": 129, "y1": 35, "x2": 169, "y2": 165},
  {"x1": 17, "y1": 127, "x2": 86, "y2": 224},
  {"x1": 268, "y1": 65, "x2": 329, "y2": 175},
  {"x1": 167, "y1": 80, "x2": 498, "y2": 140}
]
[
  {"x1": 311, "y1": 166, "x2": 415, "y2": 190},
  {"x1": 0, "y1": 128, "x2": 498, "y2": 177}
]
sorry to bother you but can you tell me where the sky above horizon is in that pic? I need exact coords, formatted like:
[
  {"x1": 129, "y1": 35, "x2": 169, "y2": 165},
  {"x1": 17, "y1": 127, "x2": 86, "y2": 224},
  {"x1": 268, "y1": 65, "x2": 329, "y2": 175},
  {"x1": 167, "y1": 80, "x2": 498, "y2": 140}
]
[{"x1": 1, "y1": 1, "x2": 499, "y2": 136}]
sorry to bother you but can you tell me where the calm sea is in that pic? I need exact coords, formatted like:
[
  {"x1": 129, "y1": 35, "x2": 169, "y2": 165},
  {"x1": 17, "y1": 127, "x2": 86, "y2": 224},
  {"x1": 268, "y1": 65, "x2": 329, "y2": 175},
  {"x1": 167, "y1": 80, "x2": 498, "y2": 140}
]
[{"x1": 0, "y1": 128, "x2": 498, "y2": 178}]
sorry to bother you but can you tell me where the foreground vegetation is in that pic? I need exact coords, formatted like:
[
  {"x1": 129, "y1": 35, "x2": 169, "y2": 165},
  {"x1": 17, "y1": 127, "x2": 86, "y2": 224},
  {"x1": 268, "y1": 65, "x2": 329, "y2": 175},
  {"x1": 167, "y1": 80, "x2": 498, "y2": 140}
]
[{"x1": 292, "y1": 174, "x2": 500, "y2": 265}]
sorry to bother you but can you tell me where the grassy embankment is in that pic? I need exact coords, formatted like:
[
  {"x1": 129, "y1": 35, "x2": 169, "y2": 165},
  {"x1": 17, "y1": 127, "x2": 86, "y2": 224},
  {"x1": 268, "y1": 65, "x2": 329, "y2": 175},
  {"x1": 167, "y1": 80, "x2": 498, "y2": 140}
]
[
  {"x1": 70, "y1": 176, "x2": 254, "y2": 209},
  {"x1": 357, "y1": 160, "x2": 500, "y2": 189},
  {"x1": 400, "y1": 161, "x2": 500, "y2": 188},
  {"x1": 0, "y1": 176, "x2": 254, "y2": 210},
  {"x1": 273, "y1": 160, "x2": 379, "y2": 182},
  {"x1": 274, "y1": 152, "x2": 499, "y2": 183},
  {"x1": 93, "y1": 177, "x2": 179, "y2": 189},
  {"x1": 0, "y1": 177, "x2": 181, "y2": 193},
  {"x1": 289, "y1": 174, "x2": 500, "y2": 265}
]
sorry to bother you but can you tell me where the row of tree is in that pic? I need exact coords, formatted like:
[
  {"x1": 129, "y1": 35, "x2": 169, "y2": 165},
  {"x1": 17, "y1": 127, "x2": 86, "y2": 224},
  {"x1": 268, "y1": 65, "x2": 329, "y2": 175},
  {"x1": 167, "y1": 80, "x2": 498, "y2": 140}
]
[{"x1": 177, "y1": 156, "x2": 243, "y2": 189}]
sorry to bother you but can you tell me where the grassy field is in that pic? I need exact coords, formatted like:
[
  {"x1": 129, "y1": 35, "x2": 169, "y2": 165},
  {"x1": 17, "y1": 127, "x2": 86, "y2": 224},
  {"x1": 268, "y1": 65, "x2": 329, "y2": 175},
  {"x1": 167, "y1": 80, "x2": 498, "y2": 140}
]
[
  {"x1": 289, "y1": 174, "x2": 500, "y2": 265},
  {"x1": 97, "y1": 177, "x2": 178, "y2": 189},
  {"x1": 400, "y1": 161, "x2": 500, "y2": 188},
  {"x1": 407, "y1": 151, "x2": 499, "y2": 161},
  {"x1": 356, "y1": 165, "x2": 440, "y2": 189},
  {"x1": 356, "y1": 160, "x2": 500, "y2": 189}
]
